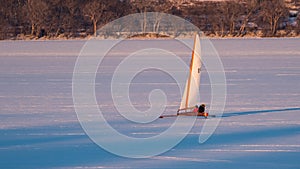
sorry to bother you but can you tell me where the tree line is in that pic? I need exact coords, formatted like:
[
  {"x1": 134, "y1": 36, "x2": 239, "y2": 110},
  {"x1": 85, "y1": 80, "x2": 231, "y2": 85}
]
[{"x1": 0, "y1": 0, "x2": 299, "y2": 40}]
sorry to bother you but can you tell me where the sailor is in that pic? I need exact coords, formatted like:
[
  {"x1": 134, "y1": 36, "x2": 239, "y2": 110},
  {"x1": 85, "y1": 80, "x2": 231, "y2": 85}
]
[
  {"x1": 198, "y1": 104, "x2": 209, "y2": 118},
  {"x1": 198, "y1": 104, "x2": 205, "y2": 114}
]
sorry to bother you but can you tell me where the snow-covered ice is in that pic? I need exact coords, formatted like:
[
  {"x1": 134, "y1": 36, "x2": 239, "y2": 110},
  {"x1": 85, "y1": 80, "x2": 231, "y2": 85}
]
[{"x1": 0, "y1": 38, "x2": 299, "y2": 168}]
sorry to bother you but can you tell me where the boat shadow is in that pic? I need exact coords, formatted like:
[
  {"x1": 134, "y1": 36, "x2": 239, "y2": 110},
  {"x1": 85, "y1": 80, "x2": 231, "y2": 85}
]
[{"x1": 222, "y1": 107, "x2": 300, "y2": 118}]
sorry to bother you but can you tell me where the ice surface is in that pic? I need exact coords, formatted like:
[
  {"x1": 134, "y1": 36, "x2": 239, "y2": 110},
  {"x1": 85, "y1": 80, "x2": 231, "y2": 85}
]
[{"x1": 0, "y1": 38, "x2": 299, "y2": 168}]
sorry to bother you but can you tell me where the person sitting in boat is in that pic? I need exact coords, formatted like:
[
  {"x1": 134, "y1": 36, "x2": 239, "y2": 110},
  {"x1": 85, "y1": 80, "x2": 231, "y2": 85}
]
[
  {"x1": 198, "y1": 104, "x2": 208, "y2": 117},
  {"x1": 198, "y1": 104, "x2": 205, "y2": 113}
]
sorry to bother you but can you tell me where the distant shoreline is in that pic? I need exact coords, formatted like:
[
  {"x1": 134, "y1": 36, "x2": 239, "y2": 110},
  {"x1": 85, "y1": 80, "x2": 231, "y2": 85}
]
[{"x1": 1, "y1": 36, "x2": 300, "y2": 42}]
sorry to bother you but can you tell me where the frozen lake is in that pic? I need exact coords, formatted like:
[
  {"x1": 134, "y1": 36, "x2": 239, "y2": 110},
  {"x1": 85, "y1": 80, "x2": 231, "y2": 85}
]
[{"x1": 0, "y1": 38, "x2": 299, "y2": 168}]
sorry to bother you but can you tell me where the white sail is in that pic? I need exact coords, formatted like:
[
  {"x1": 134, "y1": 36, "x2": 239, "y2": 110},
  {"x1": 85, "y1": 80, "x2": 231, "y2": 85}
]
[{"x1": 179, "y1": 34, "x2": 201, "y2": 110}]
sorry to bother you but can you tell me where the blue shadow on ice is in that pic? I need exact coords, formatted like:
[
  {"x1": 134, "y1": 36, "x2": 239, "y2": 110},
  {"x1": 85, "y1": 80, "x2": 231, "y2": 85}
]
[
  {"x1": 222, "y1": 107, "x2": 300, "y2": 118},
  {"x1": 0, "y1": 123, "x2": 120, "y2": 168}
]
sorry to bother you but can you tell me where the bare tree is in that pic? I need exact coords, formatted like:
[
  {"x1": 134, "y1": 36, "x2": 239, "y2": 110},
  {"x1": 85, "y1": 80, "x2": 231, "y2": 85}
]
[
  {"x1": 238, "y1": 0, "x2": 261, "y2": 36},
  {"x1": 131, "y1": 0, "x2": 176, "y2": 35},
  {"x1": 65, "y1": 0, "x2": 85, "y2": 37},
  {"x1": 49, "y1": 0, "x2": 70, "y2": 37},
  {"x1": 210, "y1": 2, "x2": 227, "y2": 36},
  {"x1": 130, "y1": 0, "x2": 153, "y2": 33},
  {"x1": 297, "y1": 13, "x2": 300, "y2": 35},
  {"x1": 1, "y1": 0, "x2": 300, "y2": 39},
  {"x1": 0, "y1": 0, "x2": 13, "y2": 38},
  {"x1": 0, "y1": 7, "x2": 9, "y2": 39},
  {"x1": 205, "y1": 2, "x2": 219, "y2": 36},
  {"x1": 26, "y1": 0, "x2": 50, "y2": 37},
  {"x1": 82, "y1": 0, "x2": 108, "y2": 36},
  {"x1": 260, "y1": 0, "x2": 289, "y2": 36},
  {"x1": 0, "y1": 0, "x2": 28, "y2": 38},
  {"x1": 222, "y1": 1, "x2": 241, "y2": 35},
  {"x1": 151, "y1": 0, "x2": 174, "y2": 33}
]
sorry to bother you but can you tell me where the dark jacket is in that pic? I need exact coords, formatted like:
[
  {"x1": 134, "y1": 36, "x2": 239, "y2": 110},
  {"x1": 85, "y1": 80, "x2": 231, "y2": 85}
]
[{"x1": 198, "y1": 105, "x2": 205, "y2": 113}]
